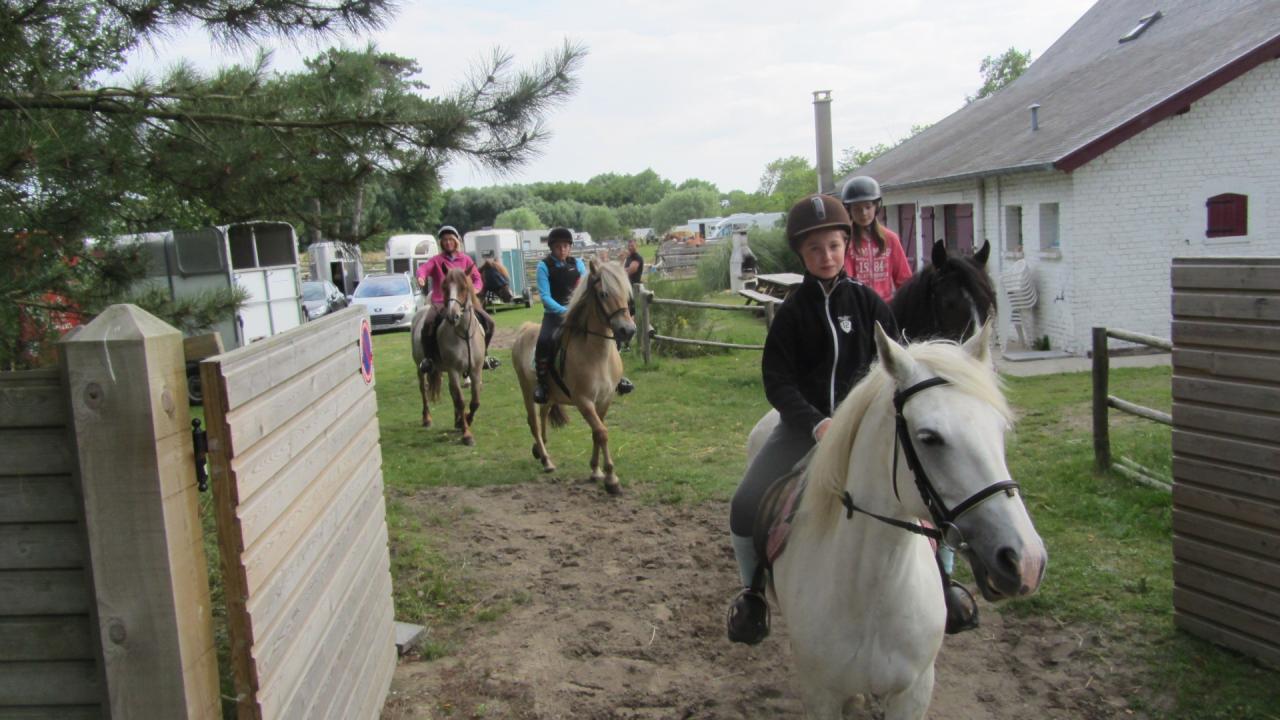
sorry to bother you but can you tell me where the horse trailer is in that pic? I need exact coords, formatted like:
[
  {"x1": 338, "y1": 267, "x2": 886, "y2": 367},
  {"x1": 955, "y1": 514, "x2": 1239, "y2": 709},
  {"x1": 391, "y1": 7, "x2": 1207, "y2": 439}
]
[
  {"x1": 463, "y1": 228, "x2": 531, "y2": 306},
  {"x1": 385, "y1": 234, "x2": 438, "y2": 277},
  {"x1": 307, "y1": 240, "x2": 365, "y2": 296},
  {"x1": 131, "y1": 221, "x2": 305, "y2": 402}
]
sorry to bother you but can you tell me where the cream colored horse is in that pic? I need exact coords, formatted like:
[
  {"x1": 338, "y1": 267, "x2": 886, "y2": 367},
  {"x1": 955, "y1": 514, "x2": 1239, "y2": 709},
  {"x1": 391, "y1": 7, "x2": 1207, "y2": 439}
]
[
  {"x1": 410, "y1": 268, "x2": 485, "y2": 445},
  {"x1": 512, "y1": 260, "x2": 636, "y2": 494},
  {"x1": 757, "y1": 323, "x2": 1047, "y2": 719}
]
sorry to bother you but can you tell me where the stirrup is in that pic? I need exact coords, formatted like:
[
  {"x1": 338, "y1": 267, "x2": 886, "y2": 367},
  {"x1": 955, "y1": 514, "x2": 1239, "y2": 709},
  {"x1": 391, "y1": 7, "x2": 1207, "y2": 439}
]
[
  {"x1": 533, "y1": 382, "x2": 549, "y2": 404},
  {"x1": 483, "y1": 356, "x2": 500, "y2": 370},
  {"x1": 615, "y1": 377, "x2": 635, "y2": 395},
  {"x1": 726, "y1": 588, "x2": 770, "y2": 645},
  {"x1": 943, "y1": 579, "x2": 979, "y2": 635}
]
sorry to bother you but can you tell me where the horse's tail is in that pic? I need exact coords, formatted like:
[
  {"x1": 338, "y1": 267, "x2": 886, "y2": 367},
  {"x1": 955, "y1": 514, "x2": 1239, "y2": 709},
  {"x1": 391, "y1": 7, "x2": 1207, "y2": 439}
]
[
  {"x1": 427, "y1": 371, "x2": 442, "y2": 401},
  {"x1": 548, "y1": 403, "x2": 568, "y2": 428}
]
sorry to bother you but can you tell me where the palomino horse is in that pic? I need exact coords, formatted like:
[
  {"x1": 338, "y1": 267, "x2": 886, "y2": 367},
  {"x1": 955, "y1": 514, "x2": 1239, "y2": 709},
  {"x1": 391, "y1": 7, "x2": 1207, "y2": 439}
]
[
  {"x1": 760, "y1": 323, "x2": 1046, "y2": 719},
  {"x1": 410, "y1": 267, "x2": 485, "y2": 445},
  {"x1": 512, "y1": 260, "x2": 636, "y2": 494},
  {"x1": 748, "y1": 238, "x2": 996, "y2": 453}
]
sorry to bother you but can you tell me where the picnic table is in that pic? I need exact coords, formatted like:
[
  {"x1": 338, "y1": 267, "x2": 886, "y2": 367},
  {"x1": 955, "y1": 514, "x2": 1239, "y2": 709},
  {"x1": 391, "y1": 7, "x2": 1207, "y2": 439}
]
[{"x1": 753, "y1": 272, "x2": 803, "y2": 299}]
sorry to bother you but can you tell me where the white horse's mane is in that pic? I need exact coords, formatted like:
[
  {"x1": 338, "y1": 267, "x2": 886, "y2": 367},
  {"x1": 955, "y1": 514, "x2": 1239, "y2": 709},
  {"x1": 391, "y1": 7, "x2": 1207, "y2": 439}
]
[
  {"x1": 802, "y1": 340, "x2": 1011, "y2": 533},
  {"x1": 563, "y1": 260, "x2": 632, "y2": 328}
]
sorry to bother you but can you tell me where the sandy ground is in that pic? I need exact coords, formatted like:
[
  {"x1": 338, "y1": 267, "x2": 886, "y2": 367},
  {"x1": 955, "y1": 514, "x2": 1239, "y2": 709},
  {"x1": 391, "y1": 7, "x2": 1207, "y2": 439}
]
[{"x1": 381, "y1": 480, "x2": 1157, "y2": 720}]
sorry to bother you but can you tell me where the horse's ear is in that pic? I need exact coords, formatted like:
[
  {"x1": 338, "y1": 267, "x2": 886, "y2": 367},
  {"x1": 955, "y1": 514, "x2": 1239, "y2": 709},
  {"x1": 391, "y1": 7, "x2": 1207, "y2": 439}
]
[
  {"x1": 974, "y1": 240, "x2": 991, "y2": 266},
  {"x1": 962, "y1": 319, "x2": 994, "y2": 365},
  {"x1": 588, "y1": 257, "x2": 600, "y2": 275},
  {"x1": 874, "y1": 322, "x2": 917, "y2": 385},
  {"x1": 931, "y1": 239, "x2": 947, "y2": 268}
]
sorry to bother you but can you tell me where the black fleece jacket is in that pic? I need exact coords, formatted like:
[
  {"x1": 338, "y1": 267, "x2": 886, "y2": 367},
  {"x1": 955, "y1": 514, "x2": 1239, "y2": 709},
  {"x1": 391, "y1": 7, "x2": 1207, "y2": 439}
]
[{"x1": 762, "y1": 271, "x2": 899, "y2": 436}]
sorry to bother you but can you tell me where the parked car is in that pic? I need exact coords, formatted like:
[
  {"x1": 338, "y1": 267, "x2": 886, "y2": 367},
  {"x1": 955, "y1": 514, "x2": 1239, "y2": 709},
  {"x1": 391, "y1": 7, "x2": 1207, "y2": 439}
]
[
  {"x1": 348, "y1": 273, "x2": 423, "y2": 331},
  {"x1": 301, "y1": 279, "x2": 349, "y2": 321}
]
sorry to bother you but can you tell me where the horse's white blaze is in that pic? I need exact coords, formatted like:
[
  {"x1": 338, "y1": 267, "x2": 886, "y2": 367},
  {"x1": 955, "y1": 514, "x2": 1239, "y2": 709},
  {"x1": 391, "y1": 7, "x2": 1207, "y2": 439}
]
[{"x1": 751, "y1": 327, "x2": 1045, "y2": 719}]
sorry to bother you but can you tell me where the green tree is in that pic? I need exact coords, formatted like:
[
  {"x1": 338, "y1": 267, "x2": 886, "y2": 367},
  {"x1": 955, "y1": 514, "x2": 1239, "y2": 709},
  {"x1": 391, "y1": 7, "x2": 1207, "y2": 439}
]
[
  {"x1": 968, "y1": 47, "x2": 1032, "y2": 103},
  {"x1": 836, "y1": 123, "x2": 932, "y2": 177},
  {"x1": 580, "y1": 205, "x2": 621, "y2": 241},
  {"x1": 1, "y1": 0, "x2": 585, "y2": 368},
  {"x1": 615, "y1": 203, "x2": 654, "y2": 230},
  {"x1": 649, "y1": 188, "x2": 720, "y2": 234},
  {"x1": 493, "y1": 206, "x2": 544, "y2": 230},
  {"x1": 758, "y1": 156, "x2": 817, "y2": 211}
]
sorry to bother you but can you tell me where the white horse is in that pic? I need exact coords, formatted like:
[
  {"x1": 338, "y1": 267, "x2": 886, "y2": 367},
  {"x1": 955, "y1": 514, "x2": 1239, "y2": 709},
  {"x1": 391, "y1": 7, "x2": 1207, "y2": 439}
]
[{"x1": 755, "y1": 323, "x2": 1047, "y2": 719}]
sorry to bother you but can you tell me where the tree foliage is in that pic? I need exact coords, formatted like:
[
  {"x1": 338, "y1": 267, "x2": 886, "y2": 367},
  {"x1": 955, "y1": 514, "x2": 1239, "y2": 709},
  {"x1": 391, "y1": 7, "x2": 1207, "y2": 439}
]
[
  {"x1": 580, "y1": 205, "x2": 621, "y2": 241},
  {"x1": 649, "y1": 187, "x2": 720, "y2": 234},
  {"x1": 492, "y1": 206, "x2": 543, "y2": 230},
  {"x1": 1, "y1": 0, "x2": 586, "y2": 368},
  {"x1": 968, "y1": 47, "x2": 1032, "y2": 103}
]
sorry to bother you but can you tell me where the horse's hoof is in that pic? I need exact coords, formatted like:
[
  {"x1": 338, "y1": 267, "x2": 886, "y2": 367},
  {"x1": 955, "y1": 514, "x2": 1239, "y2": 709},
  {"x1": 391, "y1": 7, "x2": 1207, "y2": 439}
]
[
  {"x1": 422, "y1": 418, "x2": 432, "y2": 428},
  {"x1": 462, "y1": 436, "x2": 475, "y2": 447},
  {"x1": 604, "y1": 478, "x2": 622, "y2": 495},
  {"x1": 542, "y1": 462, "x2": 556, "y2": 473}
]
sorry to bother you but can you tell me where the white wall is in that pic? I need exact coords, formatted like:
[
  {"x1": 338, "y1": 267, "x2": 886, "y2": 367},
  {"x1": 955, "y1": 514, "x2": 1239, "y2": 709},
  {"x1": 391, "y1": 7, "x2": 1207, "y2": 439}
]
[{"x1": 1070, "y1": 59, "x2": 1280, "y2": 352}]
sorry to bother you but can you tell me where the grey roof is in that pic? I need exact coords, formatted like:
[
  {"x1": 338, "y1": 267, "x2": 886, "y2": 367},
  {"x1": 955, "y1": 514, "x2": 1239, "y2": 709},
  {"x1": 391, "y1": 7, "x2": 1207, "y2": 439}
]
[{"x1": 850, "y1": 0, "x2": 1280, "y2": 190}]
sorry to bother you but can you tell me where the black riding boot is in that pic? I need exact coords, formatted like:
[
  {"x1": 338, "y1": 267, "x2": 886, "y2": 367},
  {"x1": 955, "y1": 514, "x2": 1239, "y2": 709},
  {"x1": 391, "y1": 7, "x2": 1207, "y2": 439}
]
[
  {"x1": 533, "y1": 355, "x2": 550, "y2": 404},
  {"x1": 420, "y1": 323, "x2": 439, "y2": 374},
  {"x1": 478, "y1": 311, "x2": 500, "y2": 370},
  {"x1": 726, "y1": 588, "x2": 770, "y2": 645}
]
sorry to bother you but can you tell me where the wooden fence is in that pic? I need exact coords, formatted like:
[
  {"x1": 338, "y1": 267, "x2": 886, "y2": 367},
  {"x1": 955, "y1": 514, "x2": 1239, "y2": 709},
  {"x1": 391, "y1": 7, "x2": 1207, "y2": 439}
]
[
  {"x1": 634, "y1": 284, "x2": 772, "y2": 364},
  {"x1": 652, "y1": 241, "x2": 713, "y2": 278},
  {"x1": 1170, "y1": 257, "x2": 1280, "y2": 667},
  {"x1": 201, "y1": 305, "x2": 396, "y2": 720},
  {"x1": 1, "y1": 305, "x2": 219, "y2": 719},
  {"x1": 1091, "y1": 326, "x2": 1173, "y2": 491}
]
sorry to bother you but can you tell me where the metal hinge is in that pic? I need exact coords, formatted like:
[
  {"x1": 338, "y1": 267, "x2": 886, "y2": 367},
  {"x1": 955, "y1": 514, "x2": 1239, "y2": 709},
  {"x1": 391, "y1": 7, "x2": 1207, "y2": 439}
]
[{"x1": 192, "y1": 419, "x2": 209, "y2": 492}]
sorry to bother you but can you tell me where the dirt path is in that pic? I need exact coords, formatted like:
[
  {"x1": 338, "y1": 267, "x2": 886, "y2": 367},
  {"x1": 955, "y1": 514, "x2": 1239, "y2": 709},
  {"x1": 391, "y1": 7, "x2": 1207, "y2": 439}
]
[{"x1": 383, "y1": 481, "x2": 1154, "y2": 719}]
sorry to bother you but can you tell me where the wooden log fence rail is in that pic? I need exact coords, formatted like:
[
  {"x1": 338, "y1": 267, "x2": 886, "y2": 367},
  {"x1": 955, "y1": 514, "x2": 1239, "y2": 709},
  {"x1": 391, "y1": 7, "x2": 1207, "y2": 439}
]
[
  {"x1": 1092, "y1": 325, "x2": 1173, "y2": 492},
  {"x1": 634, "y1": 284, "x2": 774, "y2": 364}
]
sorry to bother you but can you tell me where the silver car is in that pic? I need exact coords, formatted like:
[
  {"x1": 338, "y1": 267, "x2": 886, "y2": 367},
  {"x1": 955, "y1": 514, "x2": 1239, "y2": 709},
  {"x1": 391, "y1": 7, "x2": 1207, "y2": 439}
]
[{"x1": 349, "y1": 273, "x2": 423, "y2": 331}]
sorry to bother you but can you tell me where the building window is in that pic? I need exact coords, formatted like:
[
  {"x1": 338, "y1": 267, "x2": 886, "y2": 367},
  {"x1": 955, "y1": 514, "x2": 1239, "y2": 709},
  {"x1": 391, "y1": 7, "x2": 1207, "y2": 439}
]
[
  {"x1": 1206, "y1": 193, "x2": 1247, "y2": 238},
  {"x1": 1039, "y1": 203, "x2": 1060, "y2": 251},
  {"x1": 1004, "y1": 206, "x2": 1023, "y2": 252}
]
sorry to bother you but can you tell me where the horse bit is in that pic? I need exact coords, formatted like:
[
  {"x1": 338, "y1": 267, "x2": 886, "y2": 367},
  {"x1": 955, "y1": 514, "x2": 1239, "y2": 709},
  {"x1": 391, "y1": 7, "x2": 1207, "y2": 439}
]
[{"x1": 839, "y1": 376, "x2": 1020, "y2": 553}]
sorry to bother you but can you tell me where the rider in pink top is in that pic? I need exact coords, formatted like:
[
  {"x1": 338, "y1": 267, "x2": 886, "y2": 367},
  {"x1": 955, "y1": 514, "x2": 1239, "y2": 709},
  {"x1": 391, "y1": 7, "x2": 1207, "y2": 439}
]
[
  {"x1": 841, "y1": 176, "x2": 912, "y2": 302},
  {"x1": 416, "y1": 226, "x2": 498, "y2": 371}
]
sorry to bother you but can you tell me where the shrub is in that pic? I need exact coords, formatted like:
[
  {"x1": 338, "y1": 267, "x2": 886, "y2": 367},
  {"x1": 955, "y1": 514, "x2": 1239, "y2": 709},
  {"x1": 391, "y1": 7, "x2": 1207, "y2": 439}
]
[{"x1": 645, "y1": 278, "x2": 727, "y2": 358}]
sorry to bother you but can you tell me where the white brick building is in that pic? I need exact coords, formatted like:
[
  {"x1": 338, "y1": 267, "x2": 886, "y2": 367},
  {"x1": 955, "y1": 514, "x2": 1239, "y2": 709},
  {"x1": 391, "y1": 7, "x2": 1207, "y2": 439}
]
[{"x1": 849, "y1": 0, "x2": 1280, "y2": 354}]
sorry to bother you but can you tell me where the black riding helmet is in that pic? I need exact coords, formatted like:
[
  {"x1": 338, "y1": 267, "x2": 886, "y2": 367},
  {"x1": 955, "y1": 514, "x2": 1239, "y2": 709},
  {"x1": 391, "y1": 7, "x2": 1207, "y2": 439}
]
[
  {"x1": 545, "y1": 227, "x2": 573, "y2": 246},
  {"x1": 785, "y1": 194, "x2": 852, "y2": 252}
]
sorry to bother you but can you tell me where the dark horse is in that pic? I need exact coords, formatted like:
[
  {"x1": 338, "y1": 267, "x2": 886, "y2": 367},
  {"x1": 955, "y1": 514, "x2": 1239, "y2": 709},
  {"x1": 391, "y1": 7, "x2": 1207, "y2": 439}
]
[{"x1": 890, "y1": 239, "x2": 996, "y2": 343}]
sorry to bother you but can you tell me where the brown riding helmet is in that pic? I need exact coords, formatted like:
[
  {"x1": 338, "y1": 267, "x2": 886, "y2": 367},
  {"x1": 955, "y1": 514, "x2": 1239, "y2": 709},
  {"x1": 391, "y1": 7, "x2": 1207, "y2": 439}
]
[{"x1": 785, "y1": 194, "x2": 852, "y2": 251}]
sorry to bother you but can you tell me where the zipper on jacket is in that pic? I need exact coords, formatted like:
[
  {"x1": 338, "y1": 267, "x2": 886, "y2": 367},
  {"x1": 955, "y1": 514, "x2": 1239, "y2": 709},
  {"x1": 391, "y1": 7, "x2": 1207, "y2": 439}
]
[{"x1": 821, "y1": 280, "x2": 840, "y2": 414}]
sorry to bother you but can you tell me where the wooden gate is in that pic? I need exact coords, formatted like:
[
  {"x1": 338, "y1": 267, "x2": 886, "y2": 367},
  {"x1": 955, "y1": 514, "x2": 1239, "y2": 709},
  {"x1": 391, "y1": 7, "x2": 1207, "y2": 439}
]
[
  {"x1": 1171, "y1": 257, "x2": 1280, "y2": 666},
  {"x1": 201, "y1": 306, "x2": 396, "y2": 719}
]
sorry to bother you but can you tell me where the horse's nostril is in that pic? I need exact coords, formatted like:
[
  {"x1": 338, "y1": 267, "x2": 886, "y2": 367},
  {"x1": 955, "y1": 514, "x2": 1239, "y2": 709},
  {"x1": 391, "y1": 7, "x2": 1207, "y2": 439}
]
[{"x1": 997, "y1": 547, "x2": 1020, "y2": 578}]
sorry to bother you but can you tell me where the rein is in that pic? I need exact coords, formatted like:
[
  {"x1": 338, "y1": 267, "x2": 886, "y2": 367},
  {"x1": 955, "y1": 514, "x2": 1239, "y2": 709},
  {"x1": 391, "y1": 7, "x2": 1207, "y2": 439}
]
[
  {"x1": 570, "y1": 276, "x2": 626, "y2": 341},
  {"x1": 840, "y1": 376, "x2": 1020, "y2": 551}
]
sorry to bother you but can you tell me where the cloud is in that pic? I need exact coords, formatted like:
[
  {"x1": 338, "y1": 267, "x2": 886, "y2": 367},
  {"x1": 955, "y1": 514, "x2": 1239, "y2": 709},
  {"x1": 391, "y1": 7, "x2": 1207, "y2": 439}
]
[{"x1": 116, "y1": 0, "x2": 1095, "y2": 192}]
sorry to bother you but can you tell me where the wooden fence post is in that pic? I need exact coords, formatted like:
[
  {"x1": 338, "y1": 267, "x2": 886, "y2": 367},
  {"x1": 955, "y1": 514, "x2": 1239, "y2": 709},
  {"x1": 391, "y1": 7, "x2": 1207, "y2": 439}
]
[
  {"x1": 764, "y1": 302, "x2": 776, "y2": 329},
  {"x1": 60, "y1": 304, "x2": 220, "y2": 719},
  {"x1": 638, "y1": 285, "x2": 652, "y2": 365},
  {"x1": 1091, "y1": 326, "x2": 1111, "y2": 472}
]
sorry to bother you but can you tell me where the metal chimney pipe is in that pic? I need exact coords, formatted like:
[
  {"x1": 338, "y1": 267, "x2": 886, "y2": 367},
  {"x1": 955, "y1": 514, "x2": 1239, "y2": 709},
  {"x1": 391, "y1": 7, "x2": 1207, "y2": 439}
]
[
  {"x1": 813, "y1": 90, "x2": 834, "y2": 194},
  {"x1": 1029, "y1": 103, "x2": 1041, "y2": 132}
]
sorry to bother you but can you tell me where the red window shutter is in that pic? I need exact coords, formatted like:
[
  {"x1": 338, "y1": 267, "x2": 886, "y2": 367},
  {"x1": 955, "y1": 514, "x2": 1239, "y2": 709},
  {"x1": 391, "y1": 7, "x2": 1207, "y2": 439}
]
[{"x1": 1206, "y1": 193, "x2": 1247, "y2": 237}]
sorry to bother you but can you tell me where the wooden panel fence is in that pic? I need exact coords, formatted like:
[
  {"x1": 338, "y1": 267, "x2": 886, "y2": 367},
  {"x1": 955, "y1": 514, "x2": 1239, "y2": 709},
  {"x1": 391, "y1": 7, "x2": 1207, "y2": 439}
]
[
  {"x1": 201, "y1": 305, "x2": 396, "y2": 720},
  {"x1": 1, "y1": 304, "x2": 220, "y2": 719},
  {"x1": 1170, "y1": 257, "x2": 1280, "y2": 667}
]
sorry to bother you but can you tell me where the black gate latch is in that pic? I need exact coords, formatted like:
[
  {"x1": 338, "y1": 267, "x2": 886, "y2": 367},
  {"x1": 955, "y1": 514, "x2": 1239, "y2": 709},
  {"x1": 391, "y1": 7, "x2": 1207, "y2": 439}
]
[{"x1": 192, "y1": 419, "x2": 209, "y2": 492}]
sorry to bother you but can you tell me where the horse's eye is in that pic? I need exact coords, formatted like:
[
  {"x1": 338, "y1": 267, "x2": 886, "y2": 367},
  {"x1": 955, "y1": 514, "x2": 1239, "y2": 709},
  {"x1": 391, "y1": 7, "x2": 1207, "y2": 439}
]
[{"x1": 917, "y1": 429, "x2": 944, "y2": 447}]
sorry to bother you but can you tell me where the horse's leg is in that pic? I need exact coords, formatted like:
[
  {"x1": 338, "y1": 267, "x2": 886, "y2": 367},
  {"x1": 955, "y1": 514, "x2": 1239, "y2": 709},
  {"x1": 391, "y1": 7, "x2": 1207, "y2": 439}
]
[
  {"x1": 535, "y1": 404, "x2": 556, "y2": 472},
  {"x1": 418, "y1": 368, "x2": 432, "y2": 428},
  {"x1": 575, "y1": 401, "x2": 620, "y2": 495},
  {"x1": 466, "y1": 358, "x2": 481, "y2": 426},
  {"x1": 882, "y1": 664, "x2": 934, "y2": 720},
  {"x1": 449, "y1": 371, "x2": 473, "y2": 446}
]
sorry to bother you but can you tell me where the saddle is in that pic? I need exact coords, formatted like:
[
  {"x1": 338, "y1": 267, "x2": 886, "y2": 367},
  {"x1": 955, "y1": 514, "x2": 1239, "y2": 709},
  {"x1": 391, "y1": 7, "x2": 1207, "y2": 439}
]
[{"x1": 751, "y1": 464, "x2": 809, "y2": 581}]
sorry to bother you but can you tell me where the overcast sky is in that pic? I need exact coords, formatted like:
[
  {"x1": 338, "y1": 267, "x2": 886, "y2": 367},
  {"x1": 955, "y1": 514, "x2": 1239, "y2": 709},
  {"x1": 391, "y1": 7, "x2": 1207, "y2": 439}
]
[{"x1": 121, "y1": 0, "x2": 1096, "y2": 193}]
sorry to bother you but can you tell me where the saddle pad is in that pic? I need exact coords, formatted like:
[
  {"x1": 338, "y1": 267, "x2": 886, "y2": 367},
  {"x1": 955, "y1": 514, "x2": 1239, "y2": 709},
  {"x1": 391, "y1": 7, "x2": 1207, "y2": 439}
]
[{"x1": 753, "y1": 467, "x2": 808, "y2": 569}]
